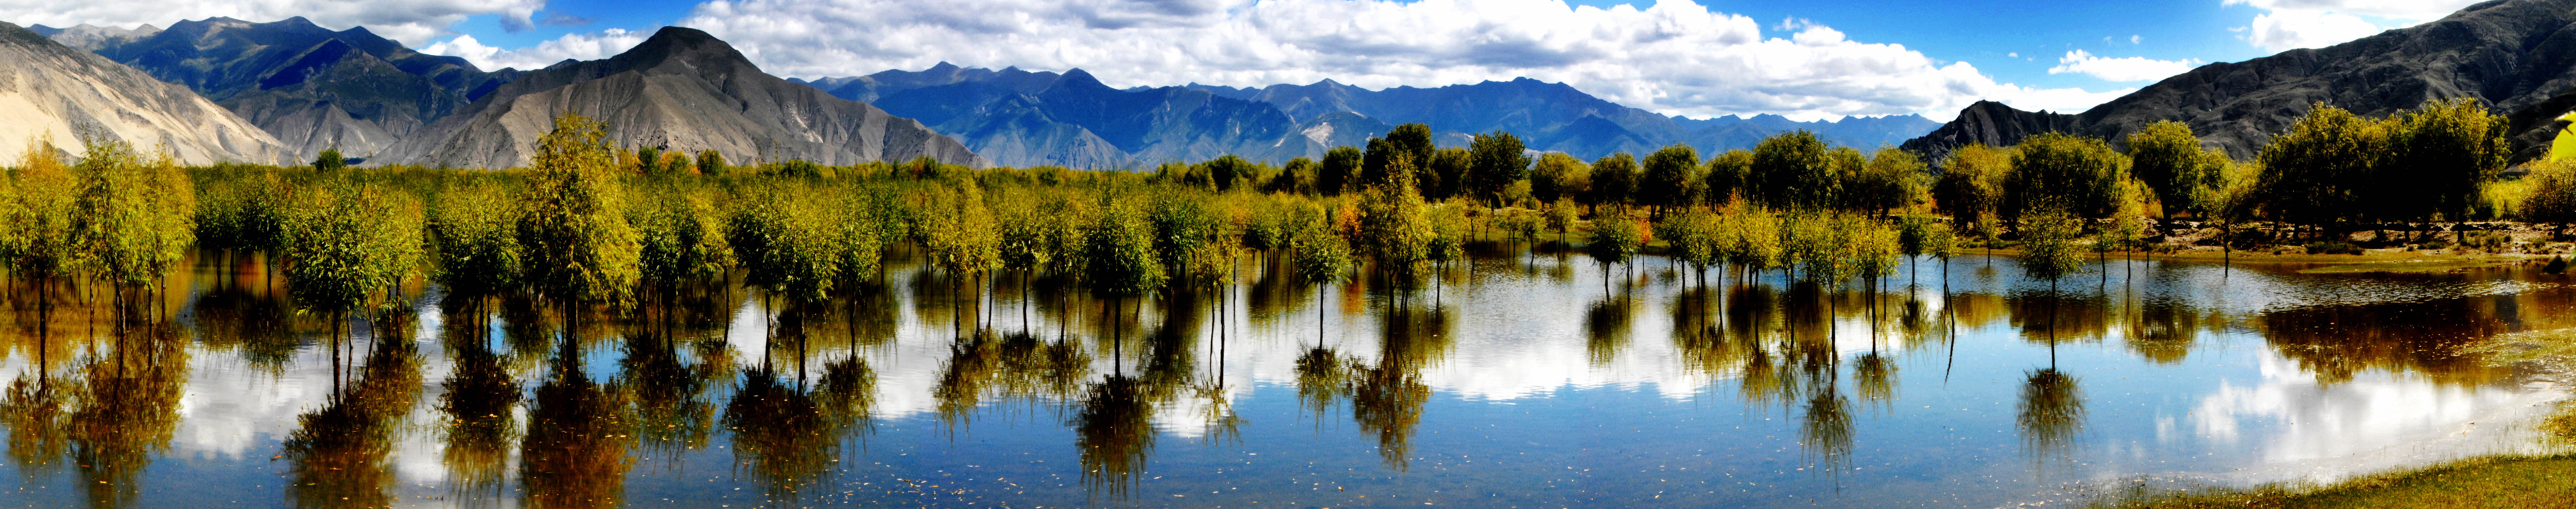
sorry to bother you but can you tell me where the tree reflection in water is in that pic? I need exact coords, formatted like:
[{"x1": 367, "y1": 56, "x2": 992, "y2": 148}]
[
  {"x1": 1072, "y1": 374, "x2": 1153, "y2": 502},
  {"x1": 2016, "y1": 368, "x2": 2085, "y2": 473},
  {"x1": 722, "y1": 358, "x2": 875, "y2": 506},
  {"x1": 519, "y1": 339, "x2": 634, "y2": 509},
  {"x1": 67, "y1": 326, "x2": 188, "y2": 509},
  {"x1": 283, "y1": 333, "x2": 419, "y2": 509},
  {"x1": 438, "y1": 334, "x2": 520, "y2": 504},
  {"x1": 933, "y1": 332, "x2": 1089, "y2": 428},
  {"x1": 1, "y1": 373, "x2": 69, "y2": 475}
]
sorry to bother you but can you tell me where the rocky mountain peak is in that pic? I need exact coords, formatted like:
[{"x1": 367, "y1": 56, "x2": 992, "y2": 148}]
[{"x1": 607, "y1": 26, "x2": 755, "y2": 74}]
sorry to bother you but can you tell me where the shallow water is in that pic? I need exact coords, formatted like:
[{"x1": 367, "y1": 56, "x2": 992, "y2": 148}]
[{"x1": 3, "y1": 245, "x2": 2571, "y2": 508}]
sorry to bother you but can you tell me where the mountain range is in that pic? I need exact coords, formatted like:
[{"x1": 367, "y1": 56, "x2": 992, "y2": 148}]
[
  {"x1": 2, "y1": 21, "x2": 291, "y2": 164},
  {"x1": 38, "y1": 17, "x2": 518, "y2": 158},
  {"x1": 374, "y1": 27, "x2": 983, "y2": 170},
  {"x1": 1902, "y1": 0, "x2": 2576, "y2": 165},
  {"x1": 15, "y1": 0, "x2": 2576, "y2": 172},
  {"x1": 795, "y1": 65, "x2": 1941, "y2": 168}
]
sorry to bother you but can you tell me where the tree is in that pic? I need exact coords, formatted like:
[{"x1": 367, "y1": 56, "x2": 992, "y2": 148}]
[
  {"x1": 313, "y1": 149, "x2": 347, "y2": 172},
  {"x1": 1320, "y1": 147, "x2": 1363, "y2": 196},
  {"x1": 1426, "y1": 147, "x2": 1471, "y2": 200},
  {"x1": 2006, "y1": 132, "x2": 2129, "y2": 221},
  {"x1": 1934, "y1": 143, "x2": 2008, "y2": 229},
  {"x1": 2387, "y1": 97, "x2": 2509, "y2": 223},
  {"x1": 2016, "y1": 206, "x2": 2086, "y2": 362},
  {"x1": 1384, "y1": 123, "x2": 1436, "y2": 171},
  {"x1": 1545, "y1": 198, "x2": 1579, "y2": 245},
  {"x1": 1751, "y1": 130, "x2": 1834, "y2": 211},
  {"x1": 518, "y1": 112, "x2": 643, "y2": 310},
  {"x1": 1358, "y1": 157, "x2": 1433, "y2": 285},
  {"x1": 1530, "y1": 153, "x2": 1588, "y2": 204},
  {"x1": 69, "y1": 133, "x2": 198, "y2": 317},
  {"x1": 1584, "y1": 207, "x2": 1644, "y2": 294},
  {"x1": 1291, "y1": 207, "x2": 1355, "y2": 344},
  {"x1": 284, "y1": 182, "x2": 424, "y2": 349},
  {"x1": 1586, "y1": 153, "x2": 1637, "y2": 209},
  {"x1": 663, "y1": 151, "x2": 695, "y2": 176},
  {"x1": 2256, "y1": 104, "x2": 2386, "y2": 228},
  {"x1": 1269, "y1": 157, "x2": 1317, "y2": 195},
  {"x1": 431, "y1": 182, "x2": 525, "y2": 298},
  {"x1": 2126, "y1": 121, "x2": 2206, "y2": 219},
  {"x1": 1200, "y1": 155, "x2": 1258, "y2": 192},
  {"x1": 697, "y1": 149, "x2": 727, "y2": 177},
  {"x1": 1848, "y1": 147, "x2": 1926, "y2": 217},
  {"x1": 1703, "y1": 149, "x2": 1752, "y2": 205},
  {"x1": 2523, "y1": 159, "x2": 2576, "y2": 232},
  {"x1": 1639, "y1": 144, "x2": 1702, "y2": 212},
  {"x1": 1467, "y1": 131, "x2": 1532, "y2": 206}
]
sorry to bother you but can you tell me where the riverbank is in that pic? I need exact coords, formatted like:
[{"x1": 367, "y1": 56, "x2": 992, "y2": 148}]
[
  {"x1": 2094, "y1": 329, "x2": 2576, "y2": 509},
  {"x1": 2089, "y1": 454, "x2": 2576, "y2": 509}
]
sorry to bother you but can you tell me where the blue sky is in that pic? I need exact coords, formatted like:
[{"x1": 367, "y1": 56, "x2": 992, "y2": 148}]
[{"x1": 1, "y1": 0, "x2": 2481, "y2": 120}]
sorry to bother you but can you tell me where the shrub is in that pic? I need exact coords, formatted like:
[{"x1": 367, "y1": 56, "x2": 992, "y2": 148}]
[{"x1": 2302, "y1": 241, "x2": 2362, "y2": 255}]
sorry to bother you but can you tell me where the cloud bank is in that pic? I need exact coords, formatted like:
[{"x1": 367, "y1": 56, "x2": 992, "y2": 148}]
[
  {"x1": 2224, "y1": 0, "x2": 2485, "y2": 53},
  {"x1": 2050, "y1": 50, "x2": 2201, "y2": 83},
  {"x1": 442, "y1": 0, "x2": 2128, "y2": 121},
  {"x1": 0, "y1": 0, "x2": 543, "y2": 47}
]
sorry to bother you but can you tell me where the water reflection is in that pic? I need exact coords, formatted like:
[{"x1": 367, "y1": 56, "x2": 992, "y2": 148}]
[
  {"x1": 0, "y1": 250, "x2": 2571, "y2": 508},
  {"x1": 520, "y1": 339, "x2": 634, "y2": 509},
  {"x1": 283, "y1": 335, "x2": 418, "y2": 509}
]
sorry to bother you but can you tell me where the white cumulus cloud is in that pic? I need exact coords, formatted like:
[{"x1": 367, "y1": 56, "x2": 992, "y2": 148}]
[
  {"x1": 523, "y1": 0, "x2": 2110, "y2": 121},
  {"x1": 2049, "y1": 49, "x2": 2201, "y2": 82},
  {"x1": 419, "y1": 28, "x2": 646, "y2": 71},
  {"x1": 0, "y1": 0, "x2": 545, "y2": 46},
  {"x1": 2223, "y1": 0, "x2": 2485, "y2": 53}
]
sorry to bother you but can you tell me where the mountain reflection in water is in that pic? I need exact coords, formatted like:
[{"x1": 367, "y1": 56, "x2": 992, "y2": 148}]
[{"x1": 0, "y1": 248, "x2": 2571, "y2": 508}]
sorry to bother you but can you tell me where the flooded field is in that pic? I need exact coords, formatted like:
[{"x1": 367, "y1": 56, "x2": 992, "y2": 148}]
[{"x1": 4, "y1": 244, "x2": 2571, "y2": 508}]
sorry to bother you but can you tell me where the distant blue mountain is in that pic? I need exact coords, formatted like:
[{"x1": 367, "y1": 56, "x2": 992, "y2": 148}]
[{"x1": 796, "y1": 65, "x2": 1940, "y2": 169}]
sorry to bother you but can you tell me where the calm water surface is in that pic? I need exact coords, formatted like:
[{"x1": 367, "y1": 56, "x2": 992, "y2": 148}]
[{"x1": 4, "y1": 244, "x2": 2572, "y2": 508}]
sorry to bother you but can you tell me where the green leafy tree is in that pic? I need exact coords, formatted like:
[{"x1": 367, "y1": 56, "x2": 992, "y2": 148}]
[
  {"x1": 1934, "y1": 143, "x2": 2008, "y2": 229},
  {"x1": 1467, "y1": 131, "x2": 1532, "y2": 206},
  {"x1": 1545, "y1": 198, "x2": 1579, "y2": 244},
  {"x1": 284, "y1": 182, "x2": 424, "y2": 333},
  {"x1": 2255, "y1": 104, "x2": 2386, "y2": 228},
  {"x1": 313, "y1": 149, "x2": 347, "y2": 172},
  {"x1": 1320, "y1": 147, "x2": 1363, "y2": 196},
  {"x1": 2387, "y1": 97, "x2": 2510, "y2": 223},
  {"x1": 431, "y1": 182, "x2": 525, "y2": 298},
  {"x1": 1269, "y1": 157, "x2": 1317, "y2": 195},
  {"x1": 1639, "y1": 144, "x2": 1702, "y2": 212},
  {"x1": 1751, "y1": 130, "x2": 1834, "y2": 211},
  {"x1": 1290, "y1": 206, "x2": 1354, "y2": 343},
  {"x1": 2125, "y1": 121, "x2": 2208, "y2": 219},
  {"x1": 1358, "y1": 157, "x2": 1433, "y2": 285},
  {"x1": 2522, "y1": 159, "x2": 2576, "y2": 231},
  {"x1": 1848, "y1": 147, "x2": 1926, "y2": 217},
  {"x1": 69, "y1": 133, "x2": 197, "y2": 313},
  {"x1": 1726, "y1": 207, "x2": 1783, "y2": 279},
  {"x1": 697, "y1": 149, "x2": 727, "y2": 177},
  {"x1": 4, "y1": 137, "x2": 82, "y2": 342},
  {"x1": 1425, "y1": 147, "x2": 1471, "y2": 200},
  {"x1": 2006, "y1": 132, "x2": 2130, "y2": 221},
  {"x1": 1703, "y1": 149, "x2": 1753, "y2": 205},
  {"x1": 1584, "y1": 206, "x2": 1643, "y2": 293},
  {"x1": 518, "y1": 112, "x2": 643, "y2": 310},
  {"x1": 1586, "y1": 153, "x2": 1637, "y2": 209},
  {"x1": 2016, "y1": 206, "x2": 2086, "y2": 291},
  {"x1": 1530, "y1": 152, "x2": 1588, "y2": 204},
  {"x1": 2016, "y1": 206, "x2": 2087, "y2": 358}
]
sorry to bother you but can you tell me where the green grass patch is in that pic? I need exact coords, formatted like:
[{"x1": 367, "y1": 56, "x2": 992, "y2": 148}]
[{"x1": 2088, "y1": 454, "x2": 2576, "y2": 509}]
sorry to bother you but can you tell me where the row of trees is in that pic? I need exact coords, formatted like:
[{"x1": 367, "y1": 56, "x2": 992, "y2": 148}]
[{"x1": 2, "y1": 95, "x2": 2539, "y2": 339}]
